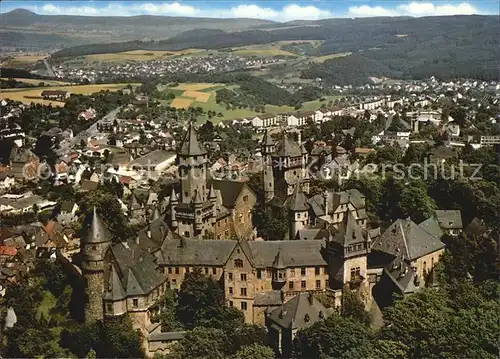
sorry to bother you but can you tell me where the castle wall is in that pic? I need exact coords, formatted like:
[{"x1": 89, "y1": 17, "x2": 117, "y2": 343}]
[
  {"x1": 84, "y1": 271, "x2": 104, "y2": 322},
  {"x1": 414, "y1": 248, "x2": 444, "y2": 279}
]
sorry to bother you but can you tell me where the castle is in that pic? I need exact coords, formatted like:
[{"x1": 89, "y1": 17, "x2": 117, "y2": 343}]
[{"x1": 78, "y1": 125, "x2": 448, "y2": 356}]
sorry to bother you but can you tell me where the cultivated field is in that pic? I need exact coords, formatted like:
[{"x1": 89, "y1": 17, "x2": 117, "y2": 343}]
[
  {"x1": 1, "y1": 54, "x2": 46, "y2": 68},
  {"x1": 0, "y1": 78, "x2": 72, "y2": 86},
  {"x1": 183, "y1": 90, "x2": 211, "y2": 102},
  {"x1": 312, "y1": 52, "x2": 353, "y2": 63},
  {"x1": 170, "y1": 98, "x2": 194, "y2": 109},
  {"x1": 79, "y1": 48, "x2": 204, "y2": 63},
  {"x1": 1, "y1": 83, "x2": 138, "y2": 106}
]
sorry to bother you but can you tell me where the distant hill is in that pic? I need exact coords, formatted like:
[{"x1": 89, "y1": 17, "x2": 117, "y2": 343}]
[{"x1": 0, "y1": 9, "x2": 275, "y2": 50}]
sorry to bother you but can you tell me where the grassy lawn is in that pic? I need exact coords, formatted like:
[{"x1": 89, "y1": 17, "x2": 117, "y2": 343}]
[
  {"x1": 300, "y1": 95, "x2": 343, "y2": 111},
  {"x1": 36, "y1": 290, "x2": 56, "y2": 321}
]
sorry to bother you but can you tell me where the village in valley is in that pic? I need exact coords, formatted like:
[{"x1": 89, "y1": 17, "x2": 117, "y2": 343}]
[{"x1": 0, "y1": 5, "x2": 499, "y2": 359}]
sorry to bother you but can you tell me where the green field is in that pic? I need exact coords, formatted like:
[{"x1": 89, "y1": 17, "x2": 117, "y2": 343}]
[{"x1": 299, "y1": 96, "x2": 343, "y2": 111}]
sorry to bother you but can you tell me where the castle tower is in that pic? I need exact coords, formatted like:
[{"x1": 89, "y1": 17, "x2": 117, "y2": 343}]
[
  {"x1": 272, "y1": 131, "x2": 309, "y2": 199},
  {"x1": 80, "y1": 207, "x2": 112, "y2": 323},
  {"x1": 177, "y1": 123, "x2": 208, "y2": 204},
  {"x1": 193, "y1": 189, "x2": 203, "y2": 232},
  {"x1": 262, "y1": 130, "x2": 275, "y2": 202},
  {"x1": 288, "y1": 185, "x2": 310, "y2": 240},
  {"x1": 323, "y1": 211, "x2": 370, "y2": 298}
]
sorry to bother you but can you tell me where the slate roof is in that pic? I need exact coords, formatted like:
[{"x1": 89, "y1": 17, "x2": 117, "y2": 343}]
[
  {"x1": 383, "y1": 255, "x2": 422, "y2": 294},
  {"x1": 262, "y1": 130, "x2": 275, "y2": 146},
  {"x1": 81, "y1": 207, "x2": 112, "y2": 244},
  {"x1": 373, "y1": 218, "x2": 445, "y2": 261},
  {"x1": 274, "y1": 133, "x2": 302, "y2": 157},
  {"x1": 254, "y1": 290, "x2": 283, "y2": 306},
  {"x1": 434, "y1": 210, "x2": 463, "y2": 230},
  {"x1": 330, "y1": 211, "x2": 366, "y2": 246},
  {"x1": 128, "y1": 150, "x2": 176, "y2": 167},
  {"x1": 105, "y1": 264, "x2": 126, "y2": 301},
  {"x1": 109, "y1": 239, "x2": 166, "y2": 297},
  {"x1": 178, "y1": 123, "x2": 206, "y2": 156},
  {"x1": 156, "y1": 238, "x2": 236, "y2": 266},
  {"x1": 419, "y1": 217, "x2": 444, "y2": 239},
  {"x1": 288, "y1": 185, "x2": 309, "y2": 212},
  {"x1": 210, "y1": 179, "x2": 252, "y2": 209},
  {"x1": 248, "y1": 241, "x2": 327, "y2": 267},
  {"x1": 268, "y1": 292, "x2": 331, "y2": 330}
]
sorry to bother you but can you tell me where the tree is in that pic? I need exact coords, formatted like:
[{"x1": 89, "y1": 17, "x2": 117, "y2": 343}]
[
  {"x1": 151, "y1": 289, "x2": 183, "y2": 331},
  {"x1": 291, "y1": 314, "x2": 373, "y2": 359},
  {"x1": 76, "y1": 187, "x2": 132, "y2": 242},
  {"x1": 233, "y1": 344, "x2": 275, "y2": 359},
  {"x1": 252, "y1": 205, "x2": 288, "y2": 240},
  {"x1": 398, "y1": 182, "x2": 437, "y2": 223},
  {"x1": 341, "y1": 289, "x2": 371, "y2": 325},
  {"x1": 176, "y1": 269, "x2": 244, "y2": 330},
  {"x1": 169, "y1": 327, "x2": 227, "y2": 359}
]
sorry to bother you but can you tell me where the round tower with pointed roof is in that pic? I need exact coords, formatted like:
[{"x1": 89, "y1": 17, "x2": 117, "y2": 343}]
[{"x1": 80, "y1": 207, "x2": 112, "y2": 323}]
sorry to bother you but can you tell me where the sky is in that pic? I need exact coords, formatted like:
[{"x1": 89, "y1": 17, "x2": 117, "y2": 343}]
[{"x1": 1, "y1": 1, "x2": 497, "y2": 21}]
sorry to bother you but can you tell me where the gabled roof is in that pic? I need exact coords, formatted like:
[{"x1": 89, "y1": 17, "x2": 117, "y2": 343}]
[
  {"x1": 178, "y1": 123, "x2": 206, "y2": 156},
  {"x1": 81, "y1": 207, "x2": 112, "y2": 244},
  {"x1": 268, "y1": 292, "x2": 331, "y2": 330},
  {"x1": 419, "y1": 217, "x2": 444, "y2": 239},
  {"x1": 434, "y1": 210, "x2": 463, "y2": 230},
  {"x1": 373, "y1": 218, "x2": 445, "y2": 261}
]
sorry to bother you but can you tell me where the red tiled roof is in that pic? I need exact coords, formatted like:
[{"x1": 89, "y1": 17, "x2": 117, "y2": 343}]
[{"x1": 0, "y1": 246, "x2": 17, "y2": 256}]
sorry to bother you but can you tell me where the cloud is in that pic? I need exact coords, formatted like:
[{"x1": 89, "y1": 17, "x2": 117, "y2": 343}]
[
  {"x1": 348, "y1": 2, "x2": 482, "y2": 18},
  {"x1": 4, "y1": 2, "x2": 489, "y2": 21}
]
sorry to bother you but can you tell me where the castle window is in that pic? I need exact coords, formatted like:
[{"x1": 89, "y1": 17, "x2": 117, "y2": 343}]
[
  {"x1": 225, "y1": 230, "x2": 229, "y2": 237},
  {"x1": 243, "y1": 195, "x2": 249, "y2": 202},
  {"x1": 229, "y1": 287, "x2": 233, "y2": 295},
  {"x1": 301, "y1": 280, "x2": 306, "y2": 289},
  {"x1": 240, "y1": 288, "x2": 247, "y2": 296},
  {"x1": 228, "y1": 272, "x2": 233, "y2": 281},
  {"x1": 423, "y1": 261, "x2": 427, "y2": 273},
  {"x1": 132, "y1": 299, "x2": 138, "y2": 308},
  {"x1": 315, "y1": 267, "x2": 321, "y2": 276},
  {"x1": 218, "y1": 222, "x2": 221, "y2": 227},
  {"x1": 172, "y1": 279, "x2": 177, "y2": 286},
  {"x1": 229, "y1": 301, "x2": 233, "y2": 307},
  {"x1": 290, "y1": 268, "x2": 295, "y2": 277},
  {"x1": 316, "y1": 280, "x2": 321, "y2": 289},
  {"x1": 301, "y1": 268, "x2": 306, "y2": 276},
  {"x1": 257, "y1": 269, "x2": 262, "y2": 279},
  {"x1": 204, "y1": 268, "x2": 209, "y2": 275},
  {"x1": 184, "y1": 231, "x2": 190, "y2": 237},
  {"x1": 106, "y1": 303, "x2": 113, "y2": 312},
  {"x1": 289, "y1": 281, "x2": 294, "y2": 290},
  {"x1": 168, "y1": 267, "x2": 172, "y2": 274},
  {"x1": 184, "y1": 191, "x2": 188, "y2": 198},
  {"x1": 235, "y1": 259, "x2": 243, "y2": 268},
  {"x1": 241, "y1": 273, "x2": 247, "y2": 281},
  {"x1": 241, "y1": 301, "x2": 247, "y2": 311},
  {"x1": 212, "y1": 268, "x2": 217, "y2": 275},
  {"x1": 175, "y1": 267, "x2": 179, "y2": 274},
  {"x1": 350, "y1": 267, "x2": 361, "y2": 280}
]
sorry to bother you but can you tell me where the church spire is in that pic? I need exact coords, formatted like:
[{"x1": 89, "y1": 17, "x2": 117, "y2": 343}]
[{"x1": 178, "y1": 122, "x2": 206, "y2": 156}]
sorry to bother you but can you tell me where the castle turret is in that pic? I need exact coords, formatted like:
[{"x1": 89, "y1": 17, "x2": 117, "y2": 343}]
[
  {"x1": 170, "y1": 187, "x2": 178, "y2": 229},
  {"x1": 272, "y1": 249, "x2": 286, "y2": 290},
  {"x1": 262, "y1": 130, "x2": 275, "y2": 203},
  {"x1": 81, "y1": 207, "x2": 112, "y2": 323},
  {"x1": 193, "y1": 189, "x2": 203, "y2": 233},
  {"x1": 288, "y1": 184, "x2": 310, "y2": 240}
]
